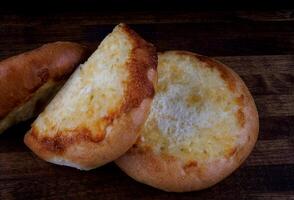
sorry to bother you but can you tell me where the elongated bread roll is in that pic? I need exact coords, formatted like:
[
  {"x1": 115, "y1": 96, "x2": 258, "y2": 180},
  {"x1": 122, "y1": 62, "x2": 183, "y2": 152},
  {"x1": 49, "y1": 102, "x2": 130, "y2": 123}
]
[
  {"x1": 116, "y1": 51, "x2": 259, "y2": 192},
  {"x1": 24, "y1": 24, "x2": 157, "y2": 170},
  {"x1": 0, "y1": 42, "x2": 89, "y2": 134}
]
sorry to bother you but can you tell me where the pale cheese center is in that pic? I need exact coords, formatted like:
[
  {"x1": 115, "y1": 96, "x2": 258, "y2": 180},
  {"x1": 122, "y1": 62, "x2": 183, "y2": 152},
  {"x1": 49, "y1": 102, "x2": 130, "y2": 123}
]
[
  {"x1": 35, "y1": 27, "x2": 132, "y2": 137},
  {"x1": 141, "y1": 53, "x2": 241, "y2": 161}
]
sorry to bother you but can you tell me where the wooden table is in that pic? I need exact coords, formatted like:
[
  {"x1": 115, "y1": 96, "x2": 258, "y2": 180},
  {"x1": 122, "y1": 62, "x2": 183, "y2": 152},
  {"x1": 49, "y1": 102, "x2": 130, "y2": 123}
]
[{"x1": 0, "y1": 4, "x2": 293, "y2": 199}]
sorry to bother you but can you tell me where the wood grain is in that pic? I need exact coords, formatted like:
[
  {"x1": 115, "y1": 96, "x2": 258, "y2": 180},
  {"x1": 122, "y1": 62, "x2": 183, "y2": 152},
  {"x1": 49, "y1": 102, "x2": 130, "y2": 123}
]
[
  {"x1": 1, "y1": 12, "x2": 294, "y2": 58},
  {"x1": 0, "y1": 138, "x2": 293, "y2": 180},
  {"x1": 0, "y1": 8, "x2": 293, "y2": 200},
  {"x1": 246, "y1": 139, "x2": 294, "y2": 166}
]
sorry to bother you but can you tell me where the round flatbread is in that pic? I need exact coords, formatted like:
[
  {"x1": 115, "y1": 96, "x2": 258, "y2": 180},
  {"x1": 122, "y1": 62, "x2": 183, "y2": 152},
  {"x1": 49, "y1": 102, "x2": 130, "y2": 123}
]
[{"x1": 116, "y1": 51, "x2": 259, "y2": 192}]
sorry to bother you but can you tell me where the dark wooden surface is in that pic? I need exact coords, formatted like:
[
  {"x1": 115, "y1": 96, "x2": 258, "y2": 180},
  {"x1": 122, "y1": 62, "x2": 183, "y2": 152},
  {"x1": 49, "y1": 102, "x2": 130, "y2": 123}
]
[{"x1": 0, "y1": 5, "x2": 294, "y2": 200}]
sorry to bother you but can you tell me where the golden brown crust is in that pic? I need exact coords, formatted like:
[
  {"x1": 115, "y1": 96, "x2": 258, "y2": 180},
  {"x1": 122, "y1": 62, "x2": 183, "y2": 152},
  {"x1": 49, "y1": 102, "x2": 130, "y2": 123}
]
[
  {"x1": 24, "y1": 24, "x2": 158, "y2": 170},
  {"x1": 24, "y1": 99, "x2": 154, "y2": 169},
  {"x1": 164, "y1": 51, "x2": 237, "y2": 92},
  {"x1": 0, "y1": 42, "x2": 89, "y2": 120},
  {"x1": 121, "y1": 24, "x2": 157, "y2": 112},
  {"x1": 116, "y1": 51, "x2": 259, "y2": 192}
]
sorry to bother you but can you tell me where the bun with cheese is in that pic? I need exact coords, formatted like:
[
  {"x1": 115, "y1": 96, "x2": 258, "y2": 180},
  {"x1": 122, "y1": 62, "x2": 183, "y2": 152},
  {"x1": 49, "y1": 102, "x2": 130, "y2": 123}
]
[
  {"x1": 24, "y1": 24, "x2": 157, "y2": 170},
  {"x1": 116, "y1": 51, "x2": 259, "y2": 192}
]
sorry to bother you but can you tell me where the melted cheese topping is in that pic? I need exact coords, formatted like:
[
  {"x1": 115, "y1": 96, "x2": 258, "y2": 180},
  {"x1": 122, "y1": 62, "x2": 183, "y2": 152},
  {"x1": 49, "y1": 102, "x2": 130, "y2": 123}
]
[
  {"x1": 34, "y1": 25, "x2": 132, "y2": 138},
  {"x1": 140, "y1": 52, "x2": 243, "y2": 162}
]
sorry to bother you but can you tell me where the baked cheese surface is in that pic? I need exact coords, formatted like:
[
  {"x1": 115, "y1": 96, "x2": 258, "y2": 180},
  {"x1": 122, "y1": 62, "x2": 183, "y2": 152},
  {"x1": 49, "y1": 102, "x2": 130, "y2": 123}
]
[
  {"x1": 139, "y1": 51, "x2": 245, "y2": 162},
  {"x1": 34, "y1": 26, "x2": 132, "y2": 141}
]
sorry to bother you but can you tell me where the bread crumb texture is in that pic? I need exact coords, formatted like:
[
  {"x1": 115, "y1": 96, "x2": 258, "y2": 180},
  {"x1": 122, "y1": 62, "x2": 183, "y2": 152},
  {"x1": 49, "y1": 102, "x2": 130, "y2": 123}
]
[
  {"x1": 139, "y1": 52, "x2": 245, "y2": 163},
  {"x1": 34, "y1": 25, "x2": 132, "y2": 141}
]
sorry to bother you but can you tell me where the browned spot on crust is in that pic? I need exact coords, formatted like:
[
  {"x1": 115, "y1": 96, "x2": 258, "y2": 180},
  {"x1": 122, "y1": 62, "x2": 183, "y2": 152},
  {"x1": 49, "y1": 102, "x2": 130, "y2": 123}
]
[
  {"x1": 132, "y1": 144, "x2": 152, "y2": 154},
  {"x1": 225, "y1": 147, "x2": 237, "y2": 158},
  {"x1": 235, "y1": 95, "x2": 245, "y2": 127},
  {"x1": 27, "y1": 107, "x2": 119, "y2": 154},
  {"x1": 94, "y1": 110, "x2": 119, "y2": 136},
  {"x1": 197, "y1": 54, "x2": 236, "y2": 91},
  {"x1": 236, "y1": 95, "x2": 245, "y2": 106},
  {"x1": 186, "y1": 94, "x2": 201, "y2": 107},
  {"x1": 236, "y1": 109, "x2": 245, "y2": 127},
  {"x1": 120, "y1": 24, "x2": 157, "y2": 113},
  {"x1": 30, "y1": 127, "x2": 105, "y2": 154},
  {"x1": 218, "y1": 68, "x2": 236, "y2": 91},
  {"x1": 169, "y1": 51, "x2": 236, "y2": 92},
  {"x1": 184, "y1": 160, "x2": 198, "y2": 170},
  {"x1": 29, "y1": 110, "x2": 120, "y2": 153}
]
